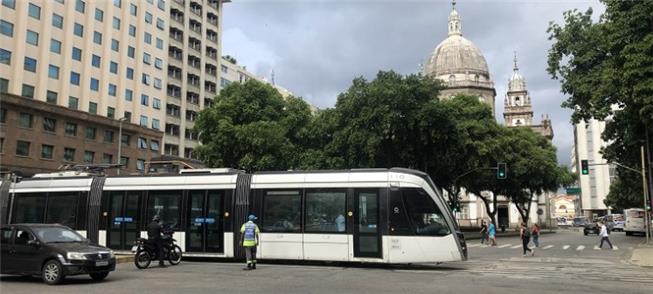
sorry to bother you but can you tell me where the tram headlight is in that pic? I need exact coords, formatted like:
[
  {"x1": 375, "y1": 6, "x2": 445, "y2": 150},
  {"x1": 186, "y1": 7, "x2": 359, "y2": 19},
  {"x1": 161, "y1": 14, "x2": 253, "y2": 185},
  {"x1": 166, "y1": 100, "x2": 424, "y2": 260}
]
[{"x1": 66, "y1": 252, "x2": 88, "y2": 260}]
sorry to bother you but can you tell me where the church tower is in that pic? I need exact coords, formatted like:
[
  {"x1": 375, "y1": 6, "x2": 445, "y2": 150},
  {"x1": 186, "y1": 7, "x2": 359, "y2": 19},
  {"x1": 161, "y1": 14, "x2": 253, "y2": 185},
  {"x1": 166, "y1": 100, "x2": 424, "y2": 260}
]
[
  {"x1": 503, "y1": 52, "x2": 553, "y2": 140},
  {"x1": 503, "y1": 53, "x2": 533, "y2": 127}
]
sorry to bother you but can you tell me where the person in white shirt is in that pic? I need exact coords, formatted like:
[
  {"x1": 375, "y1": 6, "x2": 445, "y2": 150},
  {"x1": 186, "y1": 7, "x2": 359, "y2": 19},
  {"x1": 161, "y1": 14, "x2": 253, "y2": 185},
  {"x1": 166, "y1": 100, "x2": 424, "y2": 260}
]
[{"x1": 598, "y1": 222, "x2": 614, "y2": 249}]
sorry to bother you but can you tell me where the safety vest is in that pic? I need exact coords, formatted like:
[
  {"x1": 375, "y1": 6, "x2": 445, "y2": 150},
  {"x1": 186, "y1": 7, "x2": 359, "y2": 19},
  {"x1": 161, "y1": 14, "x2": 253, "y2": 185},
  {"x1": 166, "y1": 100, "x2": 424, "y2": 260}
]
[{"x1": 240, "y1": 221, "x2": 259, "y2": 247}]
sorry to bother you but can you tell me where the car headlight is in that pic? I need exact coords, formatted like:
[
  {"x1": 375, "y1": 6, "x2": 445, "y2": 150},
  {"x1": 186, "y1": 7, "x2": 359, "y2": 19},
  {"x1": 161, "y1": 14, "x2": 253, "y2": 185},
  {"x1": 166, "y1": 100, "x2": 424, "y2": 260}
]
[
  {"x1": 108, "y1": 250, "x2": 115, "y2": 259},
  {"x1": 66, "y1": 252, "x2": 88, "y2": 260}
]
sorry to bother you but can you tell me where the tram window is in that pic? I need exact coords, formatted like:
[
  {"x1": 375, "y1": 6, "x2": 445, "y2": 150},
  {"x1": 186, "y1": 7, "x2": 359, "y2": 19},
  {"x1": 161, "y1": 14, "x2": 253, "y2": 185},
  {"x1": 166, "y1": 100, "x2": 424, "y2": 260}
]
[
  {"x1": 261, "y1": 190, "x2": 301, "y2": 233},
  {"x1": 13, "y1": 193, "x2": 46, "y2": 223},
  {"x1": 46, "y1": 192, "x2": 78, "y2": 228},
  {"x1": 1, "y1": 228, "x2": 12, "y2": 244},
  {"x1": 305, "y1": 189, "x2": 346, "y2": 233},
  {"x1": 148, "y1": 191, "x2": 181, "y2": 230},
  {"x1": 402, "y1": 188, "x2": 451, "y2": 236},
  {"x1": 388, "y1": 190, "x2": 411, "y2": 235}
]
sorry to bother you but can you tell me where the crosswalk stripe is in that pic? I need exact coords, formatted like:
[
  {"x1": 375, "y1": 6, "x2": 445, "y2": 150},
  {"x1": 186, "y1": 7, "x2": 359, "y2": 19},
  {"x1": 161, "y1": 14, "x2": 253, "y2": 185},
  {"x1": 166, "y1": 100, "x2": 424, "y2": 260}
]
[
  {"x1": 543, "y1": 245, "x2": 554, "y2": 250},
  {"x1": 576, "y1": 245, "x2": 585, "y2": 251},
  {"x1": 613, "y1": 246, "x2": 619, "y2": 250},
  {"x1": 563, "y1": 245, "x2": 570, "y2": 250},
  {"x1": 498, "y1": 244, "x2": 512, "y2": 248},
  {"x1": 510, "y1": 245, "x2": 522, "y2": 249},
  {"x1": 594, "y1": 245, "x2": 600, "y2": 250},
  {"x1": 468, "y1": 244, "x2": 481, "y2": 248}
]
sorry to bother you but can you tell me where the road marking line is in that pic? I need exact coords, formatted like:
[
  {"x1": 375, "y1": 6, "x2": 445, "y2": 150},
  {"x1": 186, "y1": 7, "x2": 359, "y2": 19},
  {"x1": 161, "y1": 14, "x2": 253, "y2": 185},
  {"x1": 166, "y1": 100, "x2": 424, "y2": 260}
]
[
  {"x1": 576, "y1": 245, "x2": 585, "y2": 251},
  {"x1": 613, "y1": 246, "x2": 619, "y2": 250},
  {"x1": 563, "y1": 245, "x2": 570, "y2": 250},
  {"x1": 594, "y1": 245, "x2": 600, "y2": 250},
  {"x1": 498, "y1": 244, "x2": 512, "y2": 248},
  {"x1": 468, "y1": 244, "x2": 481, "y2": 248},
  {"x1": 543, "y1": 245, "x2": 554, "y2": 250},
  {"x1": 510, "y1": 245, "x2": 522, "y2": 249}
]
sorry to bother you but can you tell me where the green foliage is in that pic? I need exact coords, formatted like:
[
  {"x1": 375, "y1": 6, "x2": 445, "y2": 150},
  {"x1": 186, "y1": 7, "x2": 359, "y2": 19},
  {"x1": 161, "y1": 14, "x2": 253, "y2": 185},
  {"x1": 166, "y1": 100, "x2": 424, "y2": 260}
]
[
  {"x1": 605, "y1": 176, "x2": 643, "y2": 212},
  {"x1": 547, "y1": 1, "x2": 653, "y2": 209}
]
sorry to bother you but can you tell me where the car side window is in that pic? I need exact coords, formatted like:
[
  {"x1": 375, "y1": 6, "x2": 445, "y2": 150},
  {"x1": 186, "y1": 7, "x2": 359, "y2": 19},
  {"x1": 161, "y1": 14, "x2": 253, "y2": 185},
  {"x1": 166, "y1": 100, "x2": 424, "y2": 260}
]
[
  {"x1": 0, "y1": 228, "x2": 13, "y2": 244},
  {"x1": 14, "y1": 229, "x2": 35, "y2": 245}
]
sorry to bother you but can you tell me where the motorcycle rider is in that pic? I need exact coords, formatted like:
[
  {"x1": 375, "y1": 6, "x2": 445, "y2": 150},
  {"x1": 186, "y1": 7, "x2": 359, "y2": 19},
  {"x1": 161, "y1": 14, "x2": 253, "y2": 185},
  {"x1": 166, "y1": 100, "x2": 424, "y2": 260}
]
[{"x1": 147, "y1": 215, "x2": 166, "y2": 267}]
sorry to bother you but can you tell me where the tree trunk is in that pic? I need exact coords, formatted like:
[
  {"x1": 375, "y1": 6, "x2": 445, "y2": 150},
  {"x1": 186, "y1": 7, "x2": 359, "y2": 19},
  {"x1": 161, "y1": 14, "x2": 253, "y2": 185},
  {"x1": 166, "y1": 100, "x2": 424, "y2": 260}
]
[{"x1": 478, "y1": 193, "x2": 497, "y2": 226}]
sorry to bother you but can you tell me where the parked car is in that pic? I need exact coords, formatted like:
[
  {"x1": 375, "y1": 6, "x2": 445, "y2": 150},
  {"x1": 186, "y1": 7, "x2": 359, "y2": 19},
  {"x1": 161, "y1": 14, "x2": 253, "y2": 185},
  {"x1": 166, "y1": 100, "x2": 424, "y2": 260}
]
[
  {"x1": 573, "y1": 217, "x2": 588, "y2": 227},
  {"x1": 583, "y1": 222, "x2": 600, "y2": 235},
  {"x1": 0, "y1": 224, "x2": 116, "y2": 285}
]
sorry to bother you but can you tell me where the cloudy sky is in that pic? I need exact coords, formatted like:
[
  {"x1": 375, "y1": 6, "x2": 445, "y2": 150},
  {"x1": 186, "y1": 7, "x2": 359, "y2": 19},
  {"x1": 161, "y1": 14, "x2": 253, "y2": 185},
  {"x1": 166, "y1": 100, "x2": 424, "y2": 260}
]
[{"x1": 222, "y1": 0, "x2": 604, "y2": 166}]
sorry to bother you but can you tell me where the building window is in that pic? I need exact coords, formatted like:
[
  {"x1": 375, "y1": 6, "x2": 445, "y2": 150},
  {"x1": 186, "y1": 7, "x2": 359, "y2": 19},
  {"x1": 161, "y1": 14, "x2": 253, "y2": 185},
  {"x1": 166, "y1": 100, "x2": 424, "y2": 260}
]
[
  {"x1": 68, "y1": 96, "x2": 79, "y2": 110},
  {"x1": 16, "y1": 140, "x2": 30, "y2": 156},
  {"x1": 91, "y1": 55, "x2": 101, "y2": 68},
  {"x1": 156, "y1": 18, "x2": 164, "y2": 30},
  {"x1": 70, "y1": 71, "x2": 80, "y2": 86},
  {"x1": 143, "y1": 53, "x2": 151, "y2": 65},
  {"x1": 24, "y1": 57, "x2": 37, "y2": 72},
  {"x1": 89, "y1": 102, "x2": 97, "y2": 114},
  {"x1": 48, "y1": 65, "x2": 60, "y2": 79},
  {"x1": 0, "y1": 48, "x2": 10, "y2": 65},
  {"x1": 93, "y1": 31, "x2": 102, "y2": 45},
  {"x1": 125, "y1": 89, "x2": 133, "y2": 101},
  {"x1": 152, "y1": 118, "x2": 160, "y2": 130},
  {"x1": 137, "y1": 159, "x2": 145, "y2": 171},
  {"x1": 0, "y1": 78, "x2": 7, "y2": 93},
  {"x1": 130, "y1": 3, "x2": 137, "y2": 16},
  {"x1": 104, "y1": 130, "x2": 114, "y2": 143},
  {"x1": 154, "y1": 58, "x2": 163, "y2": 69},
  {"x1": 102, "y1": 153, "x2": 113, "y2": 164},
  {"x1": 145, "y1": 12, "x2": 152, "y2": 24},
  {"x1": 144, "y1": 32, "x2": 151, "y2": 44},
  {"x1": 83, "y1": 151, "x2": 94, "y2": 163},
  {"x1": 41, "y1": 144, "x2": 54, "y2": 159},
  {"x1": 109, "y1": 61, "x2": 118, "y2": 74},
  {"x1": 126, "y1": 68, "x2": 134, "y2": 79},
  {"x1": 2, "y1": 0, "x2": 15, "y2": 9},
  {"x1": 139, "y1": 115, "x2": 148, "y2": 127},
  {"x1": 153, "y1": 98, "x2": 161, "y2": 109},
  {"x1": 114, "y1": 0, "x2": 121, "y2": 8},
  {"x1": 42, "y1": 117, "x2": 56, "y2": 132},
  {"x1": 111, "y1": 39, "x2": 119, "y2": 52},
  {"x1": 120, "y1": 157, "x2": 129, "y2": 168},
  {"x1": 52, "y1": 13, "x2": 63, "y2": 29},
  {"x1": 121, "y1": 134, "x2": 130, "y2": 146},
  {"x1": 0, "y1": 137, "x2": 3, "y2": 153},
  {"x1": 50, "y1": 39, "x2": 61, "y2": 54},
  {"x1": 124, "y1": 111, "x2": 131, "y2": 122},
  {"x1": 95, "y1": 8, "x2": 103, "y2": 21},
  {"x1": 0, "y1": 107, "x2": 6, "y2": 123},
  {"x1": 129, "y1": 25, "x2": 136, "y2": 37},
  {"x1": 142, "y1": 73, "x2": 150, "y2": 85},
  {"x1": 112, "y1": 17, "x2": 120, "y2": 30},
  {"x1": 21, "y1": 84, "x2": 34, "y2": 98},
  {"x1": 150, "y1": 140, "x2": 159, "y2": 151},
  {"x1": 64, "y1": 148, "x2": 75, "y2": 162},
  {"x1": 127, "y1": 46, "x2": 135, "y2": 58},
  {"x1": 19, "y1": 112, "x2": 32, "y2": 128},
  {"x1": 90, "y1": 78, "x2": 99, "y2": 91},
  {"x1": 140, "y1": 94, "x2": 149, "y2": 106},
  {"x1": 138, "y1": 137, "x2": 147, "y2": 149},
  {"x1": 108, "y1": 84, "x2": 116, "y2": 96},
  {"x1": 46, "y1": 91, "x2": 58, "y2": 104},
  {"x1": 65, "y1": 122, "x2": 77, "y2": 136},
  {"x1": 0, "y1": 20, "x2": 13, "y2": 37},
  {"x1": 221, "y1": 65, "x2": 228, "y2": 73},
  {"x1": 25, "y1": 30, "x2": 39, "y2": 45},
  {"x1": 157, "y1": 0, "x2": 165, "y2": 10},
  {"x1": 85, "y1": 126, "x2": 96, "y2": 139},
  {"x1": 156, "y1": 38, "x2": 163, "y2": 49},
  {"x1": 28, "y1": 3, "x2": 41, "y2": 19},
  {"x1": 73, "y1": 23, "x2": 83, "y2": 37},
  {"x1": 107, "y1": 107, "x2": 115, "y2": 118},
  {"x1": 75, "y1": 0, "x2": 85, "y2": 13},
  {"x1": 72, "y1": 47, "x2": 82, "y2": 61}
]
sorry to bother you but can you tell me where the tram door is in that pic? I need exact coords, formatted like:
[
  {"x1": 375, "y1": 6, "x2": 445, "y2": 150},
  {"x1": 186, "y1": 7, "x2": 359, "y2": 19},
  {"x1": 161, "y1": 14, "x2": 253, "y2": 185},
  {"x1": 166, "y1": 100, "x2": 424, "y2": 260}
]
[
  {"x1": 107, "y1": 191, "x2": 141, "y2": 250},
  {"x1": 187, "y1": 190, "x2": 224, "y2": 253},
  {"x1": 353, "y1": 189, "x2": 382, "y2": 258}
]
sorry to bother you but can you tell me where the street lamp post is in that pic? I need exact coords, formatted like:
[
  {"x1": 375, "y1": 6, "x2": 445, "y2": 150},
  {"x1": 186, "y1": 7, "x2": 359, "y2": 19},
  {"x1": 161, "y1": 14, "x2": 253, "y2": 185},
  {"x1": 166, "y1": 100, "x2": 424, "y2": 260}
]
[{"x1": 117, "y1": 117, "x2": 128, "y2": 175}]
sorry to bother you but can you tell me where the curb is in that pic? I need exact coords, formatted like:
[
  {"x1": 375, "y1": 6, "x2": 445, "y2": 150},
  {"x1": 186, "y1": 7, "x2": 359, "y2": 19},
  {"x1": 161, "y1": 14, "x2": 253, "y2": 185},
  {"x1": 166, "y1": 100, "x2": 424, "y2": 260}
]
[
  {"x1": 116, "y1": 255, "x2": 134, "y2": 264},
  {"x1": 464, "y1": 230, "x2": 555, "y2": 240}
]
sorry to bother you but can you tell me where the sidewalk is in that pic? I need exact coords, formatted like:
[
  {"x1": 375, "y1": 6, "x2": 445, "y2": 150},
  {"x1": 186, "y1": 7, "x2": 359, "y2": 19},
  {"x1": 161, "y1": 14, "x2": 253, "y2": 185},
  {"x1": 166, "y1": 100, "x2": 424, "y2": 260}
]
[
  {"x1": 463, "y1": 230, "x2": 555, "y2": 240},
  {"x1": 630, "y1": 244, "x2": 653, "y2": 267}
]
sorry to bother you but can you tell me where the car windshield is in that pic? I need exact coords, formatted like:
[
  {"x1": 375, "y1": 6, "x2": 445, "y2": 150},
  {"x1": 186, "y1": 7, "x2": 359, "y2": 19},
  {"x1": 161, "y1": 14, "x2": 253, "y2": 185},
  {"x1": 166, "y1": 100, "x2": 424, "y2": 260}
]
[{"x1": 32, "y1": 227, "x2": 86, "y2": 243}]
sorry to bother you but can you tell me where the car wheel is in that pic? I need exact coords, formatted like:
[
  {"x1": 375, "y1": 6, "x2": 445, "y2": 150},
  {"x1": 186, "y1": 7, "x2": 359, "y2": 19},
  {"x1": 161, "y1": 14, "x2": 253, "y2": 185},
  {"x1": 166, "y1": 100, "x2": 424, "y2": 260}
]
[
  {"x1": 584, "y1": 231, "x2": 588, "y2": 236},
  {"x1": 89, "y1": 272, "x2": 109, "y2": 281},
  {"x1": 42, "y1": 259, "x2": 65, "y2": 285},
  {"x1": 626, "y1": 232, "x2": 631, "y2": 236}
]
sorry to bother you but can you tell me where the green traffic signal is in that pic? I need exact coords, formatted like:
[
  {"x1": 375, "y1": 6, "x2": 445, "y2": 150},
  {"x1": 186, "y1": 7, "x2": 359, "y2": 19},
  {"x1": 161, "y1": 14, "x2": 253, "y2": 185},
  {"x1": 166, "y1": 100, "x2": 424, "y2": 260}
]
[
  {"x1": 497, "y1": 163, "x2": 507, "y2": 179},
  {"x1": 581, "y1": 159, "x2": 589, "y2": 175}
]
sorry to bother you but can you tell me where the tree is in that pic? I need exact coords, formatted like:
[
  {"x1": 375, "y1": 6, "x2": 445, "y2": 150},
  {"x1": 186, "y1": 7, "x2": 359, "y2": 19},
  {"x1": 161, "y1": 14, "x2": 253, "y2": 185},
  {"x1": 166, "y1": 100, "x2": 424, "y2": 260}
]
[
  {"x1": 547, "y1": 1, "x2": 653, "y2": 209},
  {"x1": 605, "y1": 176, "x2": 643, "y2": 212},
  {"x1": 193, "y1": 79, "x2": 312, "y2": 171}
]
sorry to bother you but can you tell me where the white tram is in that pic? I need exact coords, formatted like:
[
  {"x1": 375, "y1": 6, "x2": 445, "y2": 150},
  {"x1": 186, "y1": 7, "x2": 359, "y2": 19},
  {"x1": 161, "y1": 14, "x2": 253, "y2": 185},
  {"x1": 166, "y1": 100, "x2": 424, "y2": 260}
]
[{"x1": 1, "y1": 168, "x2": 467, "y2": 263}]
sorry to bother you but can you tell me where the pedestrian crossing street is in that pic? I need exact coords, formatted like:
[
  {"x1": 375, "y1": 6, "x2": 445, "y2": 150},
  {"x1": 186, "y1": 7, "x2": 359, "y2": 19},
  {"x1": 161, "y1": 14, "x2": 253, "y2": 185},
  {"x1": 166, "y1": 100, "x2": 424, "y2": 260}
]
[{"x1": 467, "y1": 243, "x2": 622, "y2": 251}]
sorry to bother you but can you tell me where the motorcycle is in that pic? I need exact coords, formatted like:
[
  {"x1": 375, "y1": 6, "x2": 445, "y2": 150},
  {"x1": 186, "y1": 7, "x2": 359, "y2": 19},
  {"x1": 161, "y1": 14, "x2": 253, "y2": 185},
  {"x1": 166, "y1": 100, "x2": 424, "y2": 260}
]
[{"x1": 134, "y1": 227, "x2": 182, "y2": 269}]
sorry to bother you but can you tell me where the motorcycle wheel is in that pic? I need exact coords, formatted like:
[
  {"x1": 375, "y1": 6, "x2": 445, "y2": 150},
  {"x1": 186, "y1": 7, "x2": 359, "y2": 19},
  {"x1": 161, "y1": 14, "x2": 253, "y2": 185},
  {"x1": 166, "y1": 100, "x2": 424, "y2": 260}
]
[
  {"x1": 168, "y1": 245, "x2": 182, "y2": 265},
  {"x1": 135, "y1": 249, "x2": 152, "y2": 269}
]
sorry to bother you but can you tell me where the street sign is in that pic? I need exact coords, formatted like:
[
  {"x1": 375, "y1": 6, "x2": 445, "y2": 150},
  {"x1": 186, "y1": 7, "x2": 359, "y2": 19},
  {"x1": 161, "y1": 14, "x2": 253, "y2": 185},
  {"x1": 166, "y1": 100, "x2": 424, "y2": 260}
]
[{"x1": 566, "y1": 187, "x2": 581, "y2": 195}]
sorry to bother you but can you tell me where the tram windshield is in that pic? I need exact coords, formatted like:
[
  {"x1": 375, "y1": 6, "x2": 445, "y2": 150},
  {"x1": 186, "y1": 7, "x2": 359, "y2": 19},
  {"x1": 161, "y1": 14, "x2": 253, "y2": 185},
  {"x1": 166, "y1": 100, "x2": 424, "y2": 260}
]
[{"x1": 403, "y1": 188, "x2": 451, "y2": 236}]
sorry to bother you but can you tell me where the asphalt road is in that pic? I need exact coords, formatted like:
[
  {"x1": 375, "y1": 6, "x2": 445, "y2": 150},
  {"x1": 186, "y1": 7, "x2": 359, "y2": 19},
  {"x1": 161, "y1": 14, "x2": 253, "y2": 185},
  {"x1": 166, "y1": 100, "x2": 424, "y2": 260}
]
[{"x1": 1, "y1": 231, "x2": 651, "y2": 294}]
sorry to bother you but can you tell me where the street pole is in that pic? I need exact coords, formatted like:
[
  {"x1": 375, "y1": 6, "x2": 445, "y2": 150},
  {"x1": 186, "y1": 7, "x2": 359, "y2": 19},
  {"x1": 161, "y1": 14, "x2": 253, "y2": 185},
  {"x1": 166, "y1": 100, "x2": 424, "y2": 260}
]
[
  {"x1": 641, "y1": 146, "x2": 650, "y2": 243},
  {"x1": 117, "y1": 117, "x2": 126, "y2": 175}
]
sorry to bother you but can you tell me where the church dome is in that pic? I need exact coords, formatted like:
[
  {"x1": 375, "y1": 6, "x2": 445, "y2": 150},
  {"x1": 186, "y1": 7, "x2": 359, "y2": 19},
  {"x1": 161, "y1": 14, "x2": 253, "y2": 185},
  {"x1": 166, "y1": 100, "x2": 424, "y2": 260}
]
[{"x1": 508, "y1": 52, "x2": 526, "y2": 91}]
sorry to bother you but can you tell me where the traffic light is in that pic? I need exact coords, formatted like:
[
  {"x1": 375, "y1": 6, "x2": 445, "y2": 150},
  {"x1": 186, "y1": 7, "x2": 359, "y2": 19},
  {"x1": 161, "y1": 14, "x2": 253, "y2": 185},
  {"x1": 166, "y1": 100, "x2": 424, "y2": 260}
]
[
  {"x1": 581, "y1": 160, "x2": 589, "y2": 175},
  {"x1": 497, "y1": 163, "x2": 507, "y2": 179}
]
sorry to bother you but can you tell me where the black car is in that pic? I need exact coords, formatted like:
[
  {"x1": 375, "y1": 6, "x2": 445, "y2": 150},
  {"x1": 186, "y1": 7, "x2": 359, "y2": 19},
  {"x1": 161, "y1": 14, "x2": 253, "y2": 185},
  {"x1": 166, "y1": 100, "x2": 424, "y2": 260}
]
[
  {"x1": 583, "y1": 222, "x2": 599, "y2": 235},
  {"x1": 0, "y1": 224, "x2": 116, "y2": 285}
]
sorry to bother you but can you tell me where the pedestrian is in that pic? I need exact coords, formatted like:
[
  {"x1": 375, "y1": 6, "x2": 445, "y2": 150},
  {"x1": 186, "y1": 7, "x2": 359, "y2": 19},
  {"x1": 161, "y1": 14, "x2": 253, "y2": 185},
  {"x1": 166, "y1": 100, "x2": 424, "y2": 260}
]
[
  {"x1": 520, "y1": 222, "x2": 534, "y2": 256},
  {"x1": 531, "y1": 223, "x2": 541, "y2": 248},
  {"x1": 240, "y1": 214, "x2": 260, "y2": 270},
  {"x1": 488, "y1": 221, "x2": 497, "y2": 246},
  {"x1": 598, "y1": 222, "x2": 614, "y2": 250},
  {"x1": 480, "y1": 220, "x2": 488, "y2": 245}
]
